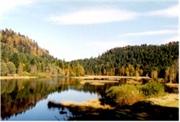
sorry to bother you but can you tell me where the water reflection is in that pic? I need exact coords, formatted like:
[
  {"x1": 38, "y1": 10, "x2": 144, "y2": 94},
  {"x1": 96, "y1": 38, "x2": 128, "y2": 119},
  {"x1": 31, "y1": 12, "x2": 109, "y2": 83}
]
[
  {"x1": 1, "y1": 78, "x2": 118, "y2": 120},
  {"x1": 1, "y1": 79, "x2": 59, "y2": 120}
]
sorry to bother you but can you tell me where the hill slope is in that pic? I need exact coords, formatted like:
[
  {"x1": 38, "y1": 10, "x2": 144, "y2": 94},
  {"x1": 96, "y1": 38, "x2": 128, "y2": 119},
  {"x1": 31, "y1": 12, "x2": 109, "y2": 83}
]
[
  {"x1": 0, "y1": 29, "x2": 85, "y2": 76},
  {"x1": 0, "y1": 29, "x2": 65, "y2": 76}
]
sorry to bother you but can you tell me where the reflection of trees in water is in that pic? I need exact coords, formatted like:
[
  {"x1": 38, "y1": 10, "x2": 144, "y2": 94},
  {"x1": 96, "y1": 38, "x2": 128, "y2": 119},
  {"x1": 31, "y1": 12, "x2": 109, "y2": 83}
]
[
  {"x1": 1, "y1": 78, "x2": 92, "y2": 119},
  {"x1": 1, "y1": 78, "x2": 120, "y2": 120},
  {"x1": 1, "y1": 79, "x2": 59, "y2": 120}
]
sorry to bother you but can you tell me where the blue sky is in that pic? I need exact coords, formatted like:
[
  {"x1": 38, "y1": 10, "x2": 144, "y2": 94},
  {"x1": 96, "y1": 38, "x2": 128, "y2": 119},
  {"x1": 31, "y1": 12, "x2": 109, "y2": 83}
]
[{"x1": 0, "y1": 0, "x2": 179, "y2": 61}]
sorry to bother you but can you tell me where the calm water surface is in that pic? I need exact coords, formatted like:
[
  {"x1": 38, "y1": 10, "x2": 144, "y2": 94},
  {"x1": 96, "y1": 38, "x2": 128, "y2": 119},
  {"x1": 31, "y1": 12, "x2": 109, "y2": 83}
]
[{"x1": 1, "y1": 78, "x2": 119, "y2": 120}]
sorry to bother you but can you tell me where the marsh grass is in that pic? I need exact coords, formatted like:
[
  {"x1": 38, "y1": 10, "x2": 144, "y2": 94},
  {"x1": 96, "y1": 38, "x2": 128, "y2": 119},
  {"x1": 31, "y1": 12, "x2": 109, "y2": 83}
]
[
  {"x1": 106, "y1": 80, "x2": 167, "y2": 106},
  {"x1": 106, "y1": 84, "x2": 143, "y2": 105},
  {"x1": 141, "y1": 81, "x2": 165, "y2": 97}
]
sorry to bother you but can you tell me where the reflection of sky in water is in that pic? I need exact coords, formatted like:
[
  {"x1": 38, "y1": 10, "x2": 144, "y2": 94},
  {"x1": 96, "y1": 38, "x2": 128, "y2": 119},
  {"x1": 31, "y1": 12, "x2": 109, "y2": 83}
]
[
  {"x1": 47, "y1": 89, "x2": 99, "y2": 102},
  {"x1": 8, "y1": 100, "x2": 67, "y2": 120},
  {"x1": 7, "y1": 89, "x2": 99, "y2": 120}
]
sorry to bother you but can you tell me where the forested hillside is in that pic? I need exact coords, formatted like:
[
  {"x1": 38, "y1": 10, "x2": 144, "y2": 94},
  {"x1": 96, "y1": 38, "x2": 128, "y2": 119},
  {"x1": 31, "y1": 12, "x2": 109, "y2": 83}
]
[
  {"x1": 0, "y1": 29, "x2": 84, "y2": 76},
  {"x1": 0, "y1": 29, "x2": 179, "y2": 82},
  {"x1": 74, "y1": 42, "x2": 179, "y2": 82}
]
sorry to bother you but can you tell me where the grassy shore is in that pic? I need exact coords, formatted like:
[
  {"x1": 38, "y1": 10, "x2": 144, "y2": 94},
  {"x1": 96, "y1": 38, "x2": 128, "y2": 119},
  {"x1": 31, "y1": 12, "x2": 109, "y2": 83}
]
[
  {"x1": 145, "y1": 93, "x2": 179, "y2": 107},
  {"x1": 80, "y1": 80, "x2": 119, "y2": 85},
  {"x1": 72, "y1": 75, "x2": 151, "y2": 80},
  {"x1": 58, "y1": 99, "x2": 112, "y2": 109},
  {"x1": 0, "y1": 76, "x2": 37, "y2": 80}
]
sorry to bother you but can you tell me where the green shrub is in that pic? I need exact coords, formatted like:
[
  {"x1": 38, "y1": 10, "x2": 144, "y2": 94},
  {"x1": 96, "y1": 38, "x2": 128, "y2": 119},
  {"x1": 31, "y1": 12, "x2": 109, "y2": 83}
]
[
  {"x1": 106, "y1": 84, "x2": 143, "y2": 105},
  {"x1": 141, "y1": 81, "x2": 165, "y2": 97}
]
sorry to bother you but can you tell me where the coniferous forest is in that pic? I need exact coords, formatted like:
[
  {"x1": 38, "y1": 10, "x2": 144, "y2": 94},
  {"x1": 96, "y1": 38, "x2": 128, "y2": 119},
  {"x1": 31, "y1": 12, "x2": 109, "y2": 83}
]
[{"x1": 0, "y1": 29, "x2": 179, "y2": 83}]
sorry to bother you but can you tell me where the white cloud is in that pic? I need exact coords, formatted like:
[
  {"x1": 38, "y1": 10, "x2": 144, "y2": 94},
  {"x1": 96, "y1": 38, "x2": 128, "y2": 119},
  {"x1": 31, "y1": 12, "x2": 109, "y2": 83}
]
[
  {"x1": 48, "y1": 4, "x2": 179, "y2": 25},
  {"x1": 119, "y1": 29, "x2": 177, "y2": 37},
  {"x1": 148, "y1": 5, "x2": 179, "y2": 17},
  {"x1": 0, "y1": 0, "x2": 35, "y2": 18},
  {"x1": 49, "y1": 8, "x2": 139, "y2": 25}
]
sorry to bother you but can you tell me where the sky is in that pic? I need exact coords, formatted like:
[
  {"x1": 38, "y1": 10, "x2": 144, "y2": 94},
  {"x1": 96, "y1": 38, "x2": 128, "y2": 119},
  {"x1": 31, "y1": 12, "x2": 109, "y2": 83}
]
[{"x1": 0, "y1": 0, "x2": 179, "y2": 61}]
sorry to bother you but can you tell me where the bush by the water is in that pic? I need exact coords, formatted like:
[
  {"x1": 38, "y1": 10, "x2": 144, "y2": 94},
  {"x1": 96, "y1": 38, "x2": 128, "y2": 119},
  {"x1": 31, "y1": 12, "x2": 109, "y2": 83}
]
[
  {"x1": 106, "y1": 84, "x2": 143, "y2": 105},
  {"x1": 141, "y1": 81, "x2": 165, "y2": 97}
]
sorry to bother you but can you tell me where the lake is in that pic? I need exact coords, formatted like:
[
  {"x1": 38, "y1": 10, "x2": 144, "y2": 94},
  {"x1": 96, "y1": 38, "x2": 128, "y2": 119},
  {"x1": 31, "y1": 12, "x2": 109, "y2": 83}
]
[{"x1": 1, "y1": 77, "x2": 120, "y2": 120}]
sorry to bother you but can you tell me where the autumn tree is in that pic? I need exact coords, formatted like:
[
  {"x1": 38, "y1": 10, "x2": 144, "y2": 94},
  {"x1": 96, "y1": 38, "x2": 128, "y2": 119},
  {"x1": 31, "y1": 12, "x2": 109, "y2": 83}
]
[
  {"x1": 165, "y1": 63, "x2": 178, "y2": 83},
  {"x1": 119, "y1": 65, "x2": 125, "y2": 76},
  {"x1": 0, "y1": 62, "x2": 8, "y2": 76},
  {"x1": 30, "y1": 65, "x2": 37, "y2": 74},
  {"x1": 128, "y1": 64, "x2": 135, "y2": 76},
  {"x1": 7, "y1": 61, "x2": 16, "y2": 74},
  {"x1": 151, "y1": 68, "x2": 158, "y2": 80},
  {"x1": 18, "y1": 63, "x2": 24, "y2": 75},
  {"x1": 77, "y1": 63, "x2": 85, "y2": 76}
]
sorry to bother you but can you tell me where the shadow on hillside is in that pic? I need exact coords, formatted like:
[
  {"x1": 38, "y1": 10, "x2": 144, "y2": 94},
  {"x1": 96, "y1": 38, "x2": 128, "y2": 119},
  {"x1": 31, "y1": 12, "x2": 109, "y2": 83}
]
[{"x1": 47, "y1": 101, "x2": 179, "y2": 120}]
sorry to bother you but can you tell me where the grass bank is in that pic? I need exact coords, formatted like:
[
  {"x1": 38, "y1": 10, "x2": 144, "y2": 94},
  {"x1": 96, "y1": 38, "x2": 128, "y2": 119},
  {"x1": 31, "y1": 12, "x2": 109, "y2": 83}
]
[
  {"x1": 0, "y1": 76, "x2": 37, "y2": 80},
  {"x1": 145, "y1": 93, "x2": 179, "y2": 107},
  {"x1": 0, "y1": 72, "x2": 63, "y2": 80},
  {"x1": 72, "y1": 75, "x2": 151, "y2": 81},
  {"x1": 80, "y1": 80, "x2": 119, "y2": 86},
  {"x1": 50, "y1": 99, "x2": 112, "y2": 109},
  {"x1": 105, "y1": 82, "x2": 179, "y2": 108}
]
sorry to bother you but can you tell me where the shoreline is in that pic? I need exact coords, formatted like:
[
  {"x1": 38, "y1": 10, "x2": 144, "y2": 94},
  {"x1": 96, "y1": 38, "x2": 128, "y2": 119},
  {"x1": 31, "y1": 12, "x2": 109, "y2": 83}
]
[
  {"x1": 72, "y1": 75, "x2": 151, "y2": 80},
  {"x1": 0, "y1": 76, "x2": 37, "y2": 80}
]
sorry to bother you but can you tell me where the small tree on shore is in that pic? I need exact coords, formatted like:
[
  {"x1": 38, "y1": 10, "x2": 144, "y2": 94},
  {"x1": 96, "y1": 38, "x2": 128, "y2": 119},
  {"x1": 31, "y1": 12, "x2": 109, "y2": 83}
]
[{"x1": 151, "y1": 68, "x2": 158, "y2": 80}]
